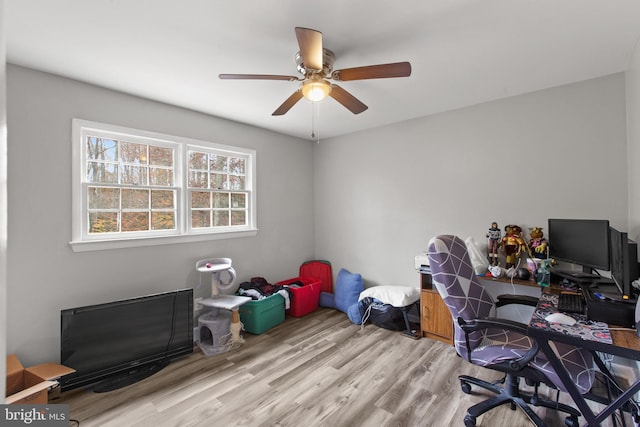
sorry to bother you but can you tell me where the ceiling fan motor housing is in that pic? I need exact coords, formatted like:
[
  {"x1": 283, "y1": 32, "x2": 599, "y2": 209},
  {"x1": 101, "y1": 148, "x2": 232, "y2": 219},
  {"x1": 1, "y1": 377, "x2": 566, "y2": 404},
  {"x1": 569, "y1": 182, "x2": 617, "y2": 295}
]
[{"x1": 295, "y1": 48, "x2": 335, "y2": 76}]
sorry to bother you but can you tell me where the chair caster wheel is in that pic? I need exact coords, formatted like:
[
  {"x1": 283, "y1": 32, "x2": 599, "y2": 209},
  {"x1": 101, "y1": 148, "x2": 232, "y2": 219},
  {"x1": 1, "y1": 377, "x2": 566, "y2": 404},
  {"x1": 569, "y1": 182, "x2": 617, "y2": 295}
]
[
  {"x1": 464, "y1": 415, "x2": 477, "y2": 426},
  {"x1": 565, "y1": 415, "x2": 579, "y2": 427},
  {"x1": 460, "y1": 381, "x2": 472, "y2": 394}
]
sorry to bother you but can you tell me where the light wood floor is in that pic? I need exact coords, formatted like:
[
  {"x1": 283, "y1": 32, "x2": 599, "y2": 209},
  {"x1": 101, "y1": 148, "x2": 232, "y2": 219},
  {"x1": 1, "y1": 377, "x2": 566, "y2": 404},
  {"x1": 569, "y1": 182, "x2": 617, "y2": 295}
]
[{"x1": 58, "y1": 308, "x2": 633, "y2": 427}]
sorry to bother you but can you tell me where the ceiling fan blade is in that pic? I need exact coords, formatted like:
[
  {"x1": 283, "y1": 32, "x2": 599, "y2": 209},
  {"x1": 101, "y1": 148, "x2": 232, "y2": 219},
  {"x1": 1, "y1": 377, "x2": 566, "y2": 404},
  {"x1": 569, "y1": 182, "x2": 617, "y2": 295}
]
[
  {"x1": 331, "y1": 62, "x2": 412, "y2": 81},
  {"x1": 295, "y1": 27, "x2": 323, "y2": 71},
  {"x1": 272, "y1": 91, "x2": 304, "y2": 116},
  {"x1": 219, "y1": 74, "x2": 300, "y2": 81},
  {"x1": 329, "y1": 85, "x2": 368, "y2": 114}
]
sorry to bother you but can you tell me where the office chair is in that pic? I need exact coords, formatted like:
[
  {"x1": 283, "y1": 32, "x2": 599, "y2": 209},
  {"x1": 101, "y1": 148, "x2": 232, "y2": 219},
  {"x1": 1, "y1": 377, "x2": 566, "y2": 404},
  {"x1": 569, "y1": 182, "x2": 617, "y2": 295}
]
[{"x1": 427, "y1": 235, "x2": 595, "y2": 427}]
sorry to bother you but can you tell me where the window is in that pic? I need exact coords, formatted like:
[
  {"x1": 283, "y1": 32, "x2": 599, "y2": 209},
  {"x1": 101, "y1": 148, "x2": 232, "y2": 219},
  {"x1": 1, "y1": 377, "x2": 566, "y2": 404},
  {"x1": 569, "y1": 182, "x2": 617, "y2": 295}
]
[{"x1": 71, "y1": 120, "x2": 256, "y2": 251}]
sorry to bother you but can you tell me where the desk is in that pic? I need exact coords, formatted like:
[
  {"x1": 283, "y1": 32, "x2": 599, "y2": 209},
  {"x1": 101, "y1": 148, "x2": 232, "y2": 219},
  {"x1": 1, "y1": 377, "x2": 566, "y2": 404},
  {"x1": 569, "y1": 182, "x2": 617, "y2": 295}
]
[
  {"x1": 419, "y1": 271, "x2": 554, "y2": 344},
  {"x1": 528, "y1": 291, "x2": 640, "y2": 426}
]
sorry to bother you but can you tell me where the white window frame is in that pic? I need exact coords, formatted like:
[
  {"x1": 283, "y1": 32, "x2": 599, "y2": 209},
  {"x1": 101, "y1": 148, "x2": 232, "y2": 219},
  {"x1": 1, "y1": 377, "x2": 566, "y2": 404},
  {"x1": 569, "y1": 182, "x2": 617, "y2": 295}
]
[{"x1": 70, "y1": 119, "x2": 257, "y2": 252}]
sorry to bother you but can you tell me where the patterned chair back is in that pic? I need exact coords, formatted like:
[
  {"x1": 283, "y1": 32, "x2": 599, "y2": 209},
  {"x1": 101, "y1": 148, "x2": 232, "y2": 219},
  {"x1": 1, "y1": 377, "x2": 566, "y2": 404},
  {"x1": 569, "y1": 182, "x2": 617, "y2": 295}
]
[{"x1": 428, "y1": 234, "x2": 497, "y2": 354}]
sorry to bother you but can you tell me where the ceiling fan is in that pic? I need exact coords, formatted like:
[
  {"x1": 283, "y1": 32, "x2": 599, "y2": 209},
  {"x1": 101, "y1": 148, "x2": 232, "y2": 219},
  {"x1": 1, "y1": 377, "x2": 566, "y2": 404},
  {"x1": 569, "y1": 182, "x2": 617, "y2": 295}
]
[{"x1": 219, "y1": 27, "x2": 412, "y2": 116}]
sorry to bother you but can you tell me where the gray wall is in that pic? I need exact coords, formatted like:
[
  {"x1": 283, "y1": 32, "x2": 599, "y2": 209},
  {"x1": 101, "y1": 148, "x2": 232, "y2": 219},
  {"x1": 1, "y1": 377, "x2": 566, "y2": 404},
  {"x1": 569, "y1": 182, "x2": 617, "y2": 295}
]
[
  {"x1": 627, "y1": 39, "x2": 640, "y2": 241},
  {"x1": 7, "y1": 65, "x2": 315, "y2": 365},
  {"x1": 1, "y1": 0, "x2": 7, "y2": 399},
  {"x1": 313, "y1": 73, "x2": 629, "y2": 288}
]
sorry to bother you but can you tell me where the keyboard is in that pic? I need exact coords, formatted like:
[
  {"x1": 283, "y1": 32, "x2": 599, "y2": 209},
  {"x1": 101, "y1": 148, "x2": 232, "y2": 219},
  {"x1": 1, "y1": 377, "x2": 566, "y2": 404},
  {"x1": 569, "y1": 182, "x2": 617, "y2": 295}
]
[{"x1": 558, "y1": 293, "x2": 586, "y2": 314}]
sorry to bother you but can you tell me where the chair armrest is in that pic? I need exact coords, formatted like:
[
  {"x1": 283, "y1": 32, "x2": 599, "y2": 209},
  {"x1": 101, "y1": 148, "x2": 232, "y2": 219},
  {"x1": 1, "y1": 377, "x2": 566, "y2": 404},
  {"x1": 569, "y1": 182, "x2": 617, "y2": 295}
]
[
  {"x1": 457, "y1": 316, "x2": 539, "y2": 369},
  {"x1": 495, "y1": 294, "x2": 539, "y2": 308},
  {"x1": 458, "y1": 316, "x2": 530, "y2": 335}
]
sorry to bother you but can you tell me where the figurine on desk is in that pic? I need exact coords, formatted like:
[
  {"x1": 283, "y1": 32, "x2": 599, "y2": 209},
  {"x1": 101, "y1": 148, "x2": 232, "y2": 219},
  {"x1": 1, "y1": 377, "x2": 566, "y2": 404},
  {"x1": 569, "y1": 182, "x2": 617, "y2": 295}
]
[
  {"x1": 486, "y1": 222, "x2": 501, "y2": 266},
  {"x1": 534, "y1": 258, "x2": 553, "y2": 287},
  {"x1": 528, "y1": 227, "x2": 549, "y2": 259},
  {"x1": 501, "y1": 224, "x2": 527, "y2": 269}
]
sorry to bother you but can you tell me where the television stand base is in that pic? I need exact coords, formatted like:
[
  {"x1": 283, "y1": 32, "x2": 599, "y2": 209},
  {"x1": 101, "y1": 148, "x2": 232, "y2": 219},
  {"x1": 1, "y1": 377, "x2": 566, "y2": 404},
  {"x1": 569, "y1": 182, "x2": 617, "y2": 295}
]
[{"x1": 92, "y1": 359, "x2": 171, "y2": 393}]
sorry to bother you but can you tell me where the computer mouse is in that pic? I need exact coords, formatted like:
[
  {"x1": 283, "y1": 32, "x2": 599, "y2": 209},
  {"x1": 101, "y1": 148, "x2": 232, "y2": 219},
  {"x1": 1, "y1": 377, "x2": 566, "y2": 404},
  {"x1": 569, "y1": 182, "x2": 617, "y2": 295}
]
[{"x1": 544, "y1": 312, "x2": 577, "y2": 326}]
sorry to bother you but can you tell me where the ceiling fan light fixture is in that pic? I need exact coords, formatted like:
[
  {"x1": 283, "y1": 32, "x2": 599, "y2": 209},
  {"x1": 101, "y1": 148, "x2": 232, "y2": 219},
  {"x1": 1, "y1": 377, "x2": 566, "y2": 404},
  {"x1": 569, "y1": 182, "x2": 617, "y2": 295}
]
[{"x1": 301, "y1": 78, "x2": 332, "y2": 102}]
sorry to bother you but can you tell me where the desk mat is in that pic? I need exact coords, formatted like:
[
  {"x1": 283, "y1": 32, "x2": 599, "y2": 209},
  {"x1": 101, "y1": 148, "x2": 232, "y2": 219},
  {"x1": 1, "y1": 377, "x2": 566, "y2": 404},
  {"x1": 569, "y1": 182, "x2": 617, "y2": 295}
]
[{"x1": 530, "y1": 293, "x2": 612, "y2": 344}]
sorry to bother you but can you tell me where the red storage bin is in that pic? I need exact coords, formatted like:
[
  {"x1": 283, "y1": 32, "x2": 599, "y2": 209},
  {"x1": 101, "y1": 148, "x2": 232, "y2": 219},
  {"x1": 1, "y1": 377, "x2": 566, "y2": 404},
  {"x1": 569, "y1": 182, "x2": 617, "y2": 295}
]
[
  {"x1": 300, "y1": 260, "x2": 333, "y2": 293},
  {"x1": 276, "y1": 277, "x2": 322, "y2": 317}
]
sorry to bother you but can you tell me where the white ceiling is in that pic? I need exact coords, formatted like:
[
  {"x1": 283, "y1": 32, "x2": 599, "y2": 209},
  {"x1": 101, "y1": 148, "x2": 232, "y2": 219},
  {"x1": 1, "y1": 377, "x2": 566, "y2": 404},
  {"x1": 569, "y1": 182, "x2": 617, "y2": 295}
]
[{"x1": 6, "y1": 0, "x2": 640, "y2": 141}]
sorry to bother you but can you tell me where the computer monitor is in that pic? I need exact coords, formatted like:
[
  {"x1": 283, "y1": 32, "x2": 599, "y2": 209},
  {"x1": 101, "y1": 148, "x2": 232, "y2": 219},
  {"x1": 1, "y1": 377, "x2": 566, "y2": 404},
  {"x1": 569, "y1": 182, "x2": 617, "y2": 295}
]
[
  {"x1": 548, "y1": 219, "x2": 610, "y2": 277},
  {"x1": 609, "y1": 227, "x2": 639, "y2": 299}
]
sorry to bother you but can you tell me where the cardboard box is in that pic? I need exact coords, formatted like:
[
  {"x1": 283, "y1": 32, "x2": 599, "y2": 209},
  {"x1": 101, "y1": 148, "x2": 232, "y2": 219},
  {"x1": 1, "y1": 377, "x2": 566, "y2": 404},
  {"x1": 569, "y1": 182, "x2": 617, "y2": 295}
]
[{"x1": 5, "y1": 354, "x2": 75, "y2": 404}]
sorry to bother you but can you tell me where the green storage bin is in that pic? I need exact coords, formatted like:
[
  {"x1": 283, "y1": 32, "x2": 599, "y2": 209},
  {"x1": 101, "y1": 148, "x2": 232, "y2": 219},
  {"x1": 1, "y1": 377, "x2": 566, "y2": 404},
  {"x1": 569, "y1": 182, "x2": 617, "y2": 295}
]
[{"x1": 238, "y1": 293, "x2": 285, "y2": 334}]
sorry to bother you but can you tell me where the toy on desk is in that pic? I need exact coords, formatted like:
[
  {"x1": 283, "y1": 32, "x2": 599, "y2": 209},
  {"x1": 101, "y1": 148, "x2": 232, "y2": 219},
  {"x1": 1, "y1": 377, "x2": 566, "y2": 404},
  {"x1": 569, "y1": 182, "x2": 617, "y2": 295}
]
[
  {"x1": 534, "y1": 258, "x2": 553, "y2": 287},
  {"x1": 516, "y1": 267, "x2": 530, "y2": 280},
  {"x1": 526, "y1": 257, "x2": 541, "y2": 275},
  {"x1": 486, "y1": 221, "x2": 501, "y2": 266},
  {"x1": 527, "y1": 227, "x2": 549, "y2": 259},
  {"x1": 488, "y1": 264, "x2": 504, "y2": 278},
  {"x1": 501, "y1": 224, "x2": 527, "y2": 268}
]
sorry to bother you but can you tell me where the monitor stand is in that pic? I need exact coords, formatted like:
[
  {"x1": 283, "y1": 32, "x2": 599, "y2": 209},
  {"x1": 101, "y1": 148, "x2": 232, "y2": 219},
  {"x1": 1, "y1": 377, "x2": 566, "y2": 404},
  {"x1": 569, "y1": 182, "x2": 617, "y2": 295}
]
[
  {"x1": 92, "y1": 358, "x2": 170, "y2": 393},
  {"x1": 552, "y1": 267, "x2": 601, "y2": 282}
]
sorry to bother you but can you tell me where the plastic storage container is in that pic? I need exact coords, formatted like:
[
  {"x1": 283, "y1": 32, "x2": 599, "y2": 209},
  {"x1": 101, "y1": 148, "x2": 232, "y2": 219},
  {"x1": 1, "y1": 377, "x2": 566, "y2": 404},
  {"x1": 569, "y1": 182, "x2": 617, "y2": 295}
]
[
  {"x1": 238, "y1": 293, "x2": 285, "y2": 334},
  {"x1": 276, "y1": 277, "x2": 322, "y2": 317},
  {"x1": 300, "y1": 260, "x2": 333, "y2": 293}
]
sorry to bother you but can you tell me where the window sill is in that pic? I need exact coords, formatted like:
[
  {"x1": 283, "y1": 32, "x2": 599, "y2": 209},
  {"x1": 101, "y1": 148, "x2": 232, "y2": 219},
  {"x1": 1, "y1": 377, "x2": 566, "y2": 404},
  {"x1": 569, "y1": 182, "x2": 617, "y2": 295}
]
[{"x1": 69, "y1": 229, "x2": 258, "y2": 252}]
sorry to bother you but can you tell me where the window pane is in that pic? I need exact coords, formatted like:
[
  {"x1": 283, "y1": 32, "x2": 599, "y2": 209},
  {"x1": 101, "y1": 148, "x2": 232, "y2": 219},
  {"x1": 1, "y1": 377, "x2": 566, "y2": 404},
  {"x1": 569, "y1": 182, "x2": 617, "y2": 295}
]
[
  {"x1": 89, "y1": 212, "x2": 119, "y2": 233},
  {"x1": 121, "y1": 165, "x2": 148, "y2": 185},
  {"x1": 87, "y1": 137, "x2": 117, "y2": 161},
  {"x1": 189, "y1": 152, "x2": 207, "y2": 170},
  {"x1": 189, "y1": 171, "x2": 208, "y2": 188},
  {"x1": 213, "y1": 193, "x2": 229, "y2": 208},
  {"x1": 88, "y1": 187, "x2": 119, "y2": 209},
  {"x1": 87, "y1": 162, "x2": 118, "y2": 183},
  {"x1": 229, "y1": 157, "x2": 245, "y2": 175},
  {"x1": 149, "y1": 167, "x2": 173, "y2": 186},
  {"x1": 231, "y1": 193, "x2": 246, "y2": 209},
  {"x1": 209, "y1": 155, "x2": 227, "y2": 172},
  {"x1": 151, "y1": 190, "x2": 174, "y2": 209},
  {"x1": 122, "y1": 211, "x2": 149, "y2": 232},
  {"x1": 231, "y1": 211, "x2": 246, "y2": 226},
  {"x1": 192, "y1": 210, "x2": 210, "y2": 228},
  {"x1": 191, "y1": 191, "x2": 210, "y2": 208},
  {"x1": 210, "y1": 173, "x2": 226, "y2": 189},
  {"x1": 152, "y1": 212, "x2": 175, "y2": 230},
  {"x1": 149, "y1": 146, "x2": 173, "y2": 167},
  {"x1": 229, "y1": 175, "x2": 245, "y2": 190},
  {"x1": 122, "y1": 189, "x2": 149, "y2": 209},
  {"x1": 120, "y1": 141, "x2": 148, "y2": 164},
  {"x1": 213, "y1": 211, "x2": 230, "y2": 227}
]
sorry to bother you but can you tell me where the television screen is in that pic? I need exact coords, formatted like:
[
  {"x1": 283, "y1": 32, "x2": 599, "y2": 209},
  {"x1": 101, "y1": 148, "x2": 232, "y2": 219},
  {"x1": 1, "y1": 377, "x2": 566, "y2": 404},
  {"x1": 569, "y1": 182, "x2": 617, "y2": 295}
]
[
  {"x1": 60, "y1": 288, "x2": 193, "y2": 392},
  {"x1": 548, "y1": 219, "x2": 610, "y2": 273}
]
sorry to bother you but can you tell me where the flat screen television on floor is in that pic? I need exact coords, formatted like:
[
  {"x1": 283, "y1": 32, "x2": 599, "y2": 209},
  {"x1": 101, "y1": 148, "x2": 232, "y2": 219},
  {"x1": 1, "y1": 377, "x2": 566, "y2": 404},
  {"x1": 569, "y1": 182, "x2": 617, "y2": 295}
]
[{"x1": 60, "y1": 288, "x2": 193, "y2": 392}]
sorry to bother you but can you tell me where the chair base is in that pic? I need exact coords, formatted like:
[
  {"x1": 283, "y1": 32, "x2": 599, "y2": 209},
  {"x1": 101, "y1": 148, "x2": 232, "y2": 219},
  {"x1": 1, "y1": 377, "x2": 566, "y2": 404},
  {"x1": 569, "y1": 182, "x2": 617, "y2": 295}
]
[{"x1": 459, "y1": 374, "x2": 581, "y2": 427}]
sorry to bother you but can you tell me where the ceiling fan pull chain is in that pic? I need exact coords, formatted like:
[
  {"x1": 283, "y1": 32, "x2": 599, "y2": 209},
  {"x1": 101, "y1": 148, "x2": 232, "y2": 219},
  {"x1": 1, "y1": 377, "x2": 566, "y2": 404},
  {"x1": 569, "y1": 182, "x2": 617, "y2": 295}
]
[{"x1": 311, "y1": 101, "x2": 320, "y2": 143}]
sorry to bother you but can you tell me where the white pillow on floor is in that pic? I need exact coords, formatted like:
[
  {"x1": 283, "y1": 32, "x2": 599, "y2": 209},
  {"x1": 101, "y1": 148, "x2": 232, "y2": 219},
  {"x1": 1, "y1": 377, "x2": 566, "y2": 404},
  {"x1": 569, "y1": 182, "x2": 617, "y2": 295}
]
[{"x1": 358, "y1": 285, "x2": 420, "y2": 307}]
